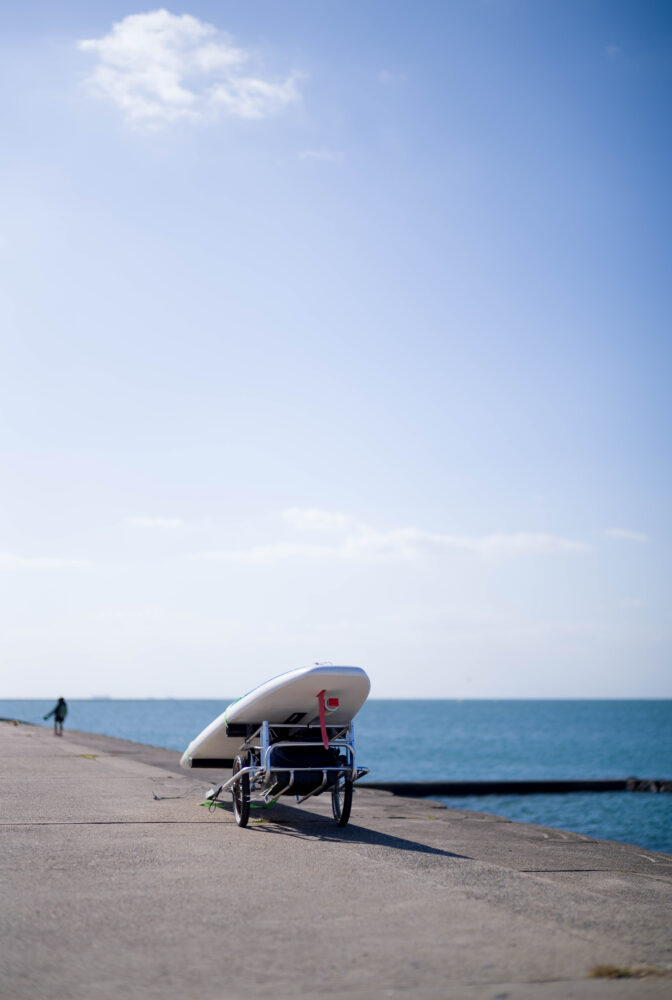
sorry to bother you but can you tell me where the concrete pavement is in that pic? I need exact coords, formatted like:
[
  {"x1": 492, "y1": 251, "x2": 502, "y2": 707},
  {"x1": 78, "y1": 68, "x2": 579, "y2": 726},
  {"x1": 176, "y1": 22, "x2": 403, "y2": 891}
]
[{"x1": 1, "y1": 720, "x2": 671, "y2": 999}]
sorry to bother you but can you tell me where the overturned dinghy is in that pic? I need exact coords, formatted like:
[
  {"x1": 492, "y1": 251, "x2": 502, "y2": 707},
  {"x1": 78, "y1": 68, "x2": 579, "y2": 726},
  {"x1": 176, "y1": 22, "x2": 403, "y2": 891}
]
[{"x1": 180, "y1": 664, "x2": 371, "y2": 827}]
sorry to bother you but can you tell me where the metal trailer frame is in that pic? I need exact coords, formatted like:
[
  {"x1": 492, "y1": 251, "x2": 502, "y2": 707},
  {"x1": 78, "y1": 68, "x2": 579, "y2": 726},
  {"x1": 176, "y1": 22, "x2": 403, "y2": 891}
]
[{"x1": 204, "y1": 720, "x2": 369, "y2": 828}]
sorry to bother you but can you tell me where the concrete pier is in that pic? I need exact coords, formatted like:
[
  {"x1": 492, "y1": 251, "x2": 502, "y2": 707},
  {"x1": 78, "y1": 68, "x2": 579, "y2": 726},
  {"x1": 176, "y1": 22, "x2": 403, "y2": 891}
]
[{"x1": 2, "y1": 720, "x2": 671, "y2": 999}]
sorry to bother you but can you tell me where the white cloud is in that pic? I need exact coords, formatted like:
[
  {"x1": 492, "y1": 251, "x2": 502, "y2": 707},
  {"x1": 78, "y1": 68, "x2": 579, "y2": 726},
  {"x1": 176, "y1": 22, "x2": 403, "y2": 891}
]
[
  {"x1": 378, "y1": 69, "x2": 408, "y2": 85},
  {"x1": 199, "y1": 509, "x2": 589, "y2": 563},
  {"x1": 622, "y1": 597, "x2": 645, "y2": 609},
  {"x1": 78, "y1": 9, "x2": 300, "y2": 126},
  {"x1": 125, "y1": 516, "x2": 184, "y2": 528},
  {"x1": 282, "y1": 507, "x2": 354, "y2": 533},
  {"x1": 201, "y1": 542, "x2": 335, "y2": 563},
  {"x1": 343, "y1": 528, "x2": 588, "y2": 559},
  {"x1": 458, "y1": 532, "x2": 589, "y2": 556},
  {"x1": 298, "y1": 148, "x2": 344, "y2": 163},
  {"x1": 603, "y1": 528, "x2": 649, "y2": 543},
  {"x1": 606, "y1": 45, "x2": 622, "y2": 58},
  {"x1": 210, "y1": 75, "x2": 299, "y2": 120},
  {"x1": 0, "y1": 553, "x2": 88, "y2": 570}
]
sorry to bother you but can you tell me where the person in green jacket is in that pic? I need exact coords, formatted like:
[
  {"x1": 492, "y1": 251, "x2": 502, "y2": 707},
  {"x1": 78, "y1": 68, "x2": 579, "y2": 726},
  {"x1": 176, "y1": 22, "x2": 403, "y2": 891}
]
[{"x1": 44, "y1": 698, "x2": 67, "y2": 736}]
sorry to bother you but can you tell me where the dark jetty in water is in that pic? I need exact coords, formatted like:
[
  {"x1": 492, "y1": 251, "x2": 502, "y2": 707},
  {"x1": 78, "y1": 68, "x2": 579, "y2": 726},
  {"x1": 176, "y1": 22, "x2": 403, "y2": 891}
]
[{"x1": 361, "y1": 777, "x2": 672, "y2": 796}]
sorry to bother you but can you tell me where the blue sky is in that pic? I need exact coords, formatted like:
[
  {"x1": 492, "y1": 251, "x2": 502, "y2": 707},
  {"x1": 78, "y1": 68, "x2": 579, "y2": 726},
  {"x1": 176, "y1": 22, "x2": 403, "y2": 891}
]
[{"x1": 1, "y1": 1, "x2": 670, "y2": 698}]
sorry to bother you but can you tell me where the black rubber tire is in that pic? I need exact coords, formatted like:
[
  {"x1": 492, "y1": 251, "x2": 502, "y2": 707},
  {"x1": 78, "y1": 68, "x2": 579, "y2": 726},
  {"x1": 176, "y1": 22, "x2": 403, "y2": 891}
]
[
  {"x1": 332, "y1": 776, "x2": 353, "y2": 827},
  {"x1": 232, "y1": 754, "x2": 250, "y2": 828}
]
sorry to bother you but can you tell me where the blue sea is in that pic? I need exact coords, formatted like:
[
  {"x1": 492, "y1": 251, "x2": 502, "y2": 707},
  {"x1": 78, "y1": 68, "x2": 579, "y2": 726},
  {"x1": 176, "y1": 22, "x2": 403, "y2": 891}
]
[{"x1": 3, "y1": 698, "x2": 671, "y2": 854}]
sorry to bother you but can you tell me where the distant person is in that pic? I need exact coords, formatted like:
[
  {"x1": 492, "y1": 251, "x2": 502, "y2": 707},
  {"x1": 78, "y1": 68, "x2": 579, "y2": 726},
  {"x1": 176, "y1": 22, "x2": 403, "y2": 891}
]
[{"x1": 44, "y1": 698, "x2": 67, "y2": 736}]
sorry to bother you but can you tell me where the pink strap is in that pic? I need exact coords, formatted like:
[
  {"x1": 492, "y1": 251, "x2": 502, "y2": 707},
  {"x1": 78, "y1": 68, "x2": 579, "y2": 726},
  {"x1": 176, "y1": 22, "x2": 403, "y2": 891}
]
[{"x1": 316, "y1": 689, "x2": 329, "y2": 750}]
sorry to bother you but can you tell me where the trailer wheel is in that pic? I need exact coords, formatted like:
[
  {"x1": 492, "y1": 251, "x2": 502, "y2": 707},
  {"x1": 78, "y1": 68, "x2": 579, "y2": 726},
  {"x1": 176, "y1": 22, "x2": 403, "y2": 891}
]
[
  {"x1": 332, "y1": 776, "x2": 353, "y2": 827},
  {"x1": 232, "y1": 754, "x2": 250, "y2": 828}
]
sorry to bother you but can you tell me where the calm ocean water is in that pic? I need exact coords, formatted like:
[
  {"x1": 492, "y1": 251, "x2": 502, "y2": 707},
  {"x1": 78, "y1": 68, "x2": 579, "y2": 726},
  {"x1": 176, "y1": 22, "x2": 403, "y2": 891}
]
[{"x1": 4, "y1": 698, "x2": 671, "y2": 854}]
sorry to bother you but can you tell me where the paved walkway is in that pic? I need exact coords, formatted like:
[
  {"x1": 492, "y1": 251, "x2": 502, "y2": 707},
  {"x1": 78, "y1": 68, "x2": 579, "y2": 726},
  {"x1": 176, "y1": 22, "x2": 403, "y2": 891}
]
[{"x1": 1, "y1": 720, "x2": 671, "y2": 999}]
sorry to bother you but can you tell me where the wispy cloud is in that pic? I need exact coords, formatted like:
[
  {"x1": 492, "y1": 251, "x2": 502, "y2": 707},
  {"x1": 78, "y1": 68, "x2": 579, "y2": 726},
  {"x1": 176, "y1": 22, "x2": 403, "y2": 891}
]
[
  {"x1": 378, "y1": 69, "x2": 408, "y2": 85},
  {"x1": 298, "y1": 148, "x2": 344, "y2": 163},
  {"x1": 622, "y1": 597, "x2": 645, "y2": 609},
  {"x1": 603, "y1": 528, "x2": 649, "y2": 543},
  {"x1": 125, "y1": 516, "x2": 184, "y2": 528},
  {"x1": 199, "y1": 508, "x2": 589, "y2": 564},
  {"x1": 605, "y1": 45, "x2": 622, "y2": 58},
  {"x1": 201, "y1": 542, "x2": 334, "y2": 563},
  {"x1": 78, "y1": 9, "x2": 300, "y2": 127},
  {"x1": 0, "y1": 553, "x2": 88, "y2": 570},
  {"x1": 282, "y1": 507, "x2": 354, "y2": 533}
]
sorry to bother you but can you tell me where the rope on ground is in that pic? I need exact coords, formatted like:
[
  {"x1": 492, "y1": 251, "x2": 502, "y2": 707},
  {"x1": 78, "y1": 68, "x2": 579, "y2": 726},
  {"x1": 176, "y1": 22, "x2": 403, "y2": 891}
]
[{"x1": 152, "y1": 784, "x2": 204, "y2": 800}]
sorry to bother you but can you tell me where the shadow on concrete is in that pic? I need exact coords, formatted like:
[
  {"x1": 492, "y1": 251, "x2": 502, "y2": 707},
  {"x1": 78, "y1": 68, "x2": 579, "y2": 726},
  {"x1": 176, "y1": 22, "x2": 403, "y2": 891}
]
[
  {"x1": 247, "y1": 812, "x2": 470, "y2": 858},
  {"x1": 202, "y1": 796, "x2": 468, "y2": 857}
]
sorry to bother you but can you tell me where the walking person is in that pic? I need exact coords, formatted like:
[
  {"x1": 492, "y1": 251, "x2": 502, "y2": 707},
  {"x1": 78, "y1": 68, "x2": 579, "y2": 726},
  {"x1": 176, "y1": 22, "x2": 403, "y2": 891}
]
[{"x1": 44, "y1": 698, "x2": 67, "y2": 736}]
